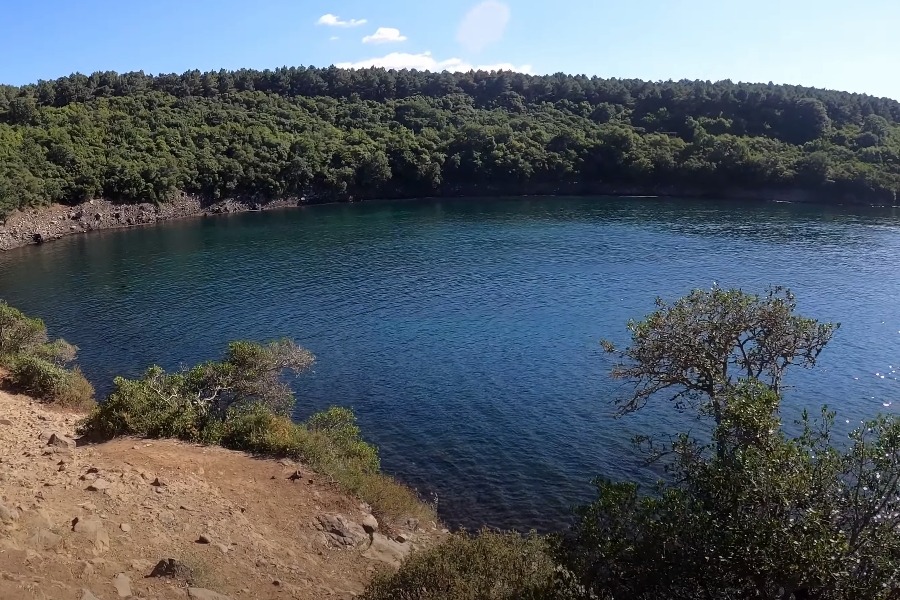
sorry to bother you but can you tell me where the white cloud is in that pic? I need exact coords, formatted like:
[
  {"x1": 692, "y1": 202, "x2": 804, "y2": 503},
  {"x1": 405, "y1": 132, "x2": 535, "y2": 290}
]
[
  {"x1": 329, "y1": 36, "x2": 340, "y2": 41},
  {"x1": 456, "y1": 1, "x2": 511, "y2": 53},
  {"x1": 335, "y1": 51, "x2": 532, "y2": 73},
  {"x1": 317, "y1": 13, "x2": 367, "y2": 27},
  {"x1": 362, "y1": 27, "x2": 408, "y2": 44}
]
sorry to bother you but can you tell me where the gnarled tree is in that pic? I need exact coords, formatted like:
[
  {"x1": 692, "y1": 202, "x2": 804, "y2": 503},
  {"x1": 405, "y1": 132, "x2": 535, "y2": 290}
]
[{"x1": 602, "y1": 286, "x2": 839, "y2": 426}]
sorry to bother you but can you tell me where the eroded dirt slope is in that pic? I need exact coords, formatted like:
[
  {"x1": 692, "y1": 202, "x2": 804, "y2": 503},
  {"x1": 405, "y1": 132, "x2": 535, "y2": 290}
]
[{"x1": 0, "y1": 388, "x2": 439, "y2": 600}]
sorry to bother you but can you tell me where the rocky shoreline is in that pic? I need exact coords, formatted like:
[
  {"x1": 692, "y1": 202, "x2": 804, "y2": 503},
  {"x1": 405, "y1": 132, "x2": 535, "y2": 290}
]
[
  {"x1": 1, "y1": 185, "x2": 893, "y2": 252},
  {"x1": 0, "y1": 194, "x2": 302, "y2": 251}
]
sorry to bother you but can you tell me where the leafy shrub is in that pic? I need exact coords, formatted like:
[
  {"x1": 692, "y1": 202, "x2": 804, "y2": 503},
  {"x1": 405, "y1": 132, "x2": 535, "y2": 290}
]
[
  {"x1": 78, "y1": 339, "x2": 433, "y2": 522},
  {"x1": 79, "y1": 339, "x2": 314, "y2": 441},
  {"x1": 362, "y1": 530, "x2": 587, "y2": 600},
  {"x1": 0, "y1": 301, "x2": 94, "y2": 410},
  {"x1": 10, "y1": 354, "x2": 95, "y2": 411},
  {"x1": 563, "y1": 289, "x2": 900, "y2": 599},
  {"x1": 0, "y1": 301, "x2": 48, "y2": 362},
  {"x1": 82, "y1": 366, "x2": 207, "y2": 440},
  {"x1": 306, "y1": 406, "x2": 381, "y2": 473}
]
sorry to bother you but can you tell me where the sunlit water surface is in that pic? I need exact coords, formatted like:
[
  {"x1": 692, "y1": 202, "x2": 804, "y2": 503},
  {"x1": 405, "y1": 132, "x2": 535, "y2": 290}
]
[{"x1": 2, "y1": 196, "x2": 899, "y2": 530}]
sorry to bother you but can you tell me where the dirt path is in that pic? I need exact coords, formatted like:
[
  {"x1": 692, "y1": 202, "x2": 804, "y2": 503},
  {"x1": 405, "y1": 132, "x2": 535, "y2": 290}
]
[{"x1": 0, "y1": 388, "x2": 439, "y2": 599}]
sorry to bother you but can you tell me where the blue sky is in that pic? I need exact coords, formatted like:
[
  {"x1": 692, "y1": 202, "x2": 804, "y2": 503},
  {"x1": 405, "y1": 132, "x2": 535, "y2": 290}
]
[{"x1": 1, "y1": 0, "x2": 898, "y2": 99}]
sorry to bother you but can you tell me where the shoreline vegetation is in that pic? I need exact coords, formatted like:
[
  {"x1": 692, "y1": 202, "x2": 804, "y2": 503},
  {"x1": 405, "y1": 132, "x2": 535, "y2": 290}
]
[
  {"x1": 3, "y1": 66, "x2": 900, "y2": 249},
  {"x1": 5, "y1": 286, "x2": 900, "y2": 597},
  {"x1": 0, "y1": 300, "x2": 434, "y2": 526}
]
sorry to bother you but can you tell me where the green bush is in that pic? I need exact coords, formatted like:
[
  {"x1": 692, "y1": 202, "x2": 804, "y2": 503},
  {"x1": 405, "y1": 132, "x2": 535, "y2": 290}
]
[
  {"x1": 82, "y1": 366, "x2": 207, "y2": 440},
  {"x1": 10, "y1": 354, "x2": 95, "y2": 411},
  {"x1": 0, "y1": 301, "x2": 48, "y2": 362},
  {"x1": 361, "y1": 530, "x2": 587, "y2": 600},
  {"x1": 77, "y1": 341, "x2": 434, "y2": 523}
]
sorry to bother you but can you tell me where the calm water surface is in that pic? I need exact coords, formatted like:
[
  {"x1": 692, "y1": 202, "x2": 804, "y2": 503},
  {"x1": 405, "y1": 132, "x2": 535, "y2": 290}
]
[{"x1": 1, "y1": 196, "x2": 899, "y2": 530}]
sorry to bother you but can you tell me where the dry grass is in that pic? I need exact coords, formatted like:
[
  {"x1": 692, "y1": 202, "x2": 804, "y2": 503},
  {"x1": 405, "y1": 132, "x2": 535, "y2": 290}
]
[{"x1": 361, "y1": 530, "x2": 580, "y2": 599}]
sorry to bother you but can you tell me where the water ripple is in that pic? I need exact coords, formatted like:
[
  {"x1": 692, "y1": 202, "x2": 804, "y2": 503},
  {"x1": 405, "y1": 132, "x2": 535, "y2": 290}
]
[{"x1": 1, "y1": 197, "x2": 900, "y2": 531}]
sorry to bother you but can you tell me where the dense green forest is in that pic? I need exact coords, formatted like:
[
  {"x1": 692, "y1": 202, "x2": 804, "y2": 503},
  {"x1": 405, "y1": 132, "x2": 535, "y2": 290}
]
[{"x1": 2, "y1": 66, "x2": 900, "y2": 219}]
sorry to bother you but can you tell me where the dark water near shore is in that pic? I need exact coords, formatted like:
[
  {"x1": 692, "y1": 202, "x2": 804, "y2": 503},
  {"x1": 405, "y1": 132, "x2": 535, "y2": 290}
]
[{"x1": 1, "y1": 196, "x2": 900, "y2": 531}]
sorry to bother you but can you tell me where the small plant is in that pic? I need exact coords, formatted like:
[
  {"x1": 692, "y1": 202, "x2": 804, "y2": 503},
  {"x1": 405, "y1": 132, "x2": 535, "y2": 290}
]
[
  {"x1": 0, "y1": 301, "x2": 95, "y2": 410},
  {"x1": 362, "y1": 530, "x2": 587, "y2": 600},
  {"x1": 10, "y1": 354, "x2": 95, "y2": 411},
  {"x1": 0, "y1": 301, "x2": 48, "y2": 361}
]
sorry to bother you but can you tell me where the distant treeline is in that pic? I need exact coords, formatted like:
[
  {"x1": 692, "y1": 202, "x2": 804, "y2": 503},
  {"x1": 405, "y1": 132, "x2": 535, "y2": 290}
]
[{"x1": 2, "y1": 66, "x2": 899, "y2": 218}]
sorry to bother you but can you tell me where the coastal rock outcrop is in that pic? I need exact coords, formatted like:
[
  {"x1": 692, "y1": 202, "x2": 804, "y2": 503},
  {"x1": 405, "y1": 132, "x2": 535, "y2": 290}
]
[{"x1": 0, "y1": 195, "x2": 303, "y2": 251}]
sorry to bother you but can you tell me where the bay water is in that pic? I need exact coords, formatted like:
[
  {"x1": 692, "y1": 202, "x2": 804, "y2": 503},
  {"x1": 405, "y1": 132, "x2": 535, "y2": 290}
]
[{"x1": 1, "y1": 196, "x2": 899, "y2": 530}]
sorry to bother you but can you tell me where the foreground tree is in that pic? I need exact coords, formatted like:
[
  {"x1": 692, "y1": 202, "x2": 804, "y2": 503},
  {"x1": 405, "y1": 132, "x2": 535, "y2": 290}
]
[
  {"x1": 566, "y1": 381, "x2": 900, "y2": 599},
  {"x1": 602, "y1": 286, "x2": 838, "y2": 427},
  {"x1": 562, "y1": 288, "x2": 899, "y2": 599}
]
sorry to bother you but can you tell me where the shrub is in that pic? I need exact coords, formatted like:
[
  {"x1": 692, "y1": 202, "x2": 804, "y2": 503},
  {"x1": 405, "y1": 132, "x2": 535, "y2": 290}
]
[
  {"x1": 361, "y1": 530, "x2": 587, "y2": 600},
  {"x1": 77, "y1": 340, "x2": 434, "y2": 523},
  {"x1": 81, "y1": 366, "x2": 207, "y2": 441},
  {"x1": 10, "y1": 354, "x2": 95, "y2": 411},
  {"x1": 0, "y1": 301, "x2": 49, "y2": 362},
  {"x1": 306, "y1": 406, "x2": 381, "y2": 473}
]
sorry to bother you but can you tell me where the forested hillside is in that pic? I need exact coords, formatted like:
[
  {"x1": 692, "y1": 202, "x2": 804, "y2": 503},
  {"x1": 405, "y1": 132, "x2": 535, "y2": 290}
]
[{"x1": 2, "y1": 66, "x2": 900, "y2": 219}]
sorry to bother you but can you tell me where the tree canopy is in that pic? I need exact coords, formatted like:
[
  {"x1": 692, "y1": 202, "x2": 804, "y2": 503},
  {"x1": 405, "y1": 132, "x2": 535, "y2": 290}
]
[
  {"x1": 562, "y1": 288, "x2": 899, "y2": 599},
  {"x1": 2, "y1": 67, "x2": 900, "y2": 220}
]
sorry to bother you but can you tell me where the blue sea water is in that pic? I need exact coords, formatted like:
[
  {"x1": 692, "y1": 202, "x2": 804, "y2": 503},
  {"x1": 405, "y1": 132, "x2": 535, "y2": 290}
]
[{"x1": 1, "y1": 196, "x2": 899, "y2": 530}]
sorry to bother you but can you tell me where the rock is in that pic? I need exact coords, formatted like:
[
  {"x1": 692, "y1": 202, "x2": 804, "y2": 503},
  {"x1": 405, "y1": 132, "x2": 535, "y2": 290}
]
[
  {"x1": 197, "y1": 532, "x2": 212, "y2": 544},
  {"x1": 157, "y1": 510, "x2": 176, "y2": 526},
  {"x1": 0, "y1": 418, "x2": 12, "y2": 426},
  {"x1": 363, "y1": 533, "x2": 411, "y2": 566},
  {"x1": 78, "y1": 560, "x2": 96, "y2": 578},
  {"x1": 187, "y1": 589, "x2": 232, "y2": 600},
  {"x1": 395, "y1": 533, "x2": 409, "y2": 543},
  {"x1": 129, "y1": 559, "x2": 154, "y2": 572},
  {"x1": 0, "y1": 503, "x2": 19, "y2": 523},
  {"x1": 28, "y1": 528, "x2": 61, "y2": 550},
  {"x1": 288, "y1": 469, "x2": 303, "y2": 481},
  {"x1": 93, "y1": 529, "x2": 110, "y2": 554},
  {"x1": 72, "y1": 515, "x2": 104, "y2": 535},
  {"x1": 316, "y1": 514, "x2": 369, "y2": 548},
  {"x1": 120, "y1": 523, "x2": 131, "y2": 533},
  {"x1": 405, "y1": 518, "x2": 420, "y2": 531},
  {"x1": 216, "y1": 543, "x2": 230, "y2": 555},
  {"x1": 86, "y1": 479, "x2": 111, "y2": 492},
  {"x1": 150, "y1": 477, "x2": 165, "y2": 487},
  {"x1": 361, "y1": 514, "x2": 379, "y2": 534},
  {"x1": 149, "y1": 558, "x2": 193, "y2": 581},
  {"x1": 47, "y1": 433, "x2": 75, "y2": 449},
  {"x1": 73, "y1": 516, "x2": 110, "y2": 554},
  {"x1": 81, "y1": 590, "x2": 101, "y2": 600},
  {"x1": 112, "y1": 572, "x2": 132, "y2": 597}
]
